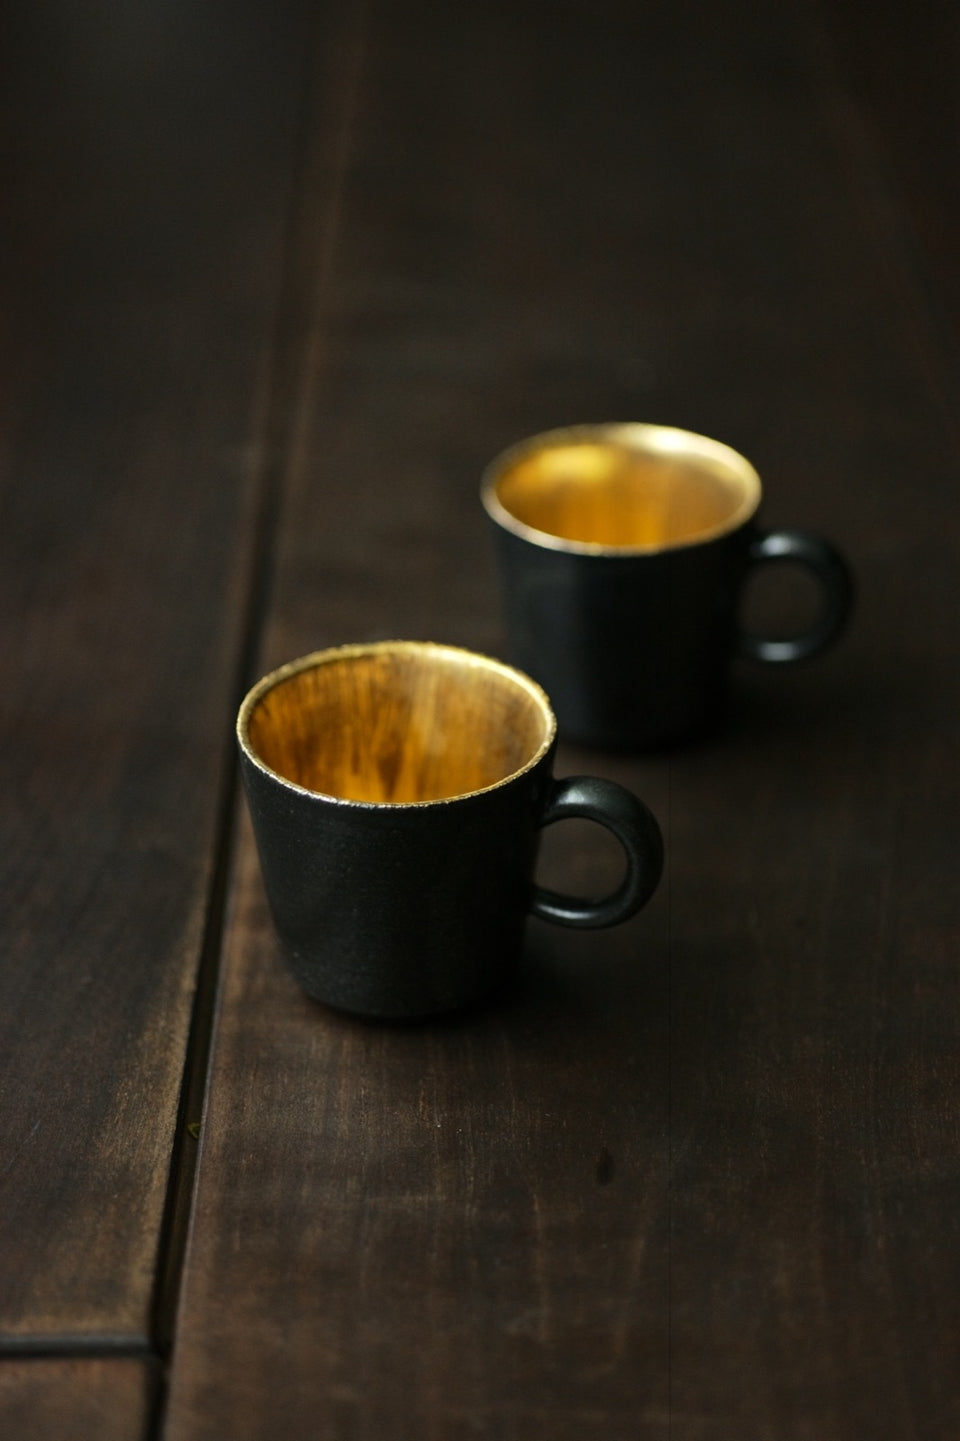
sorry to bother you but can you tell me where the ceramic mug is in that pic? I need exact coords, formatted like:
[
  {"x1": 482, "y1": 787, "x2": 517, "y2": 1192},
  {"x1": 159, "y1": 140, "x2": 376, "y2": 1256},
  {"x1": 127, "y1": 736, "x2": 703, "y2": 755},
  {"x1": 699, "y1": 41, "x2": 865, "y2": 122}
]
[
  {"x1": 482, "y1": 423, "x2": 854, "y2": 749},
  {"x1": 237, "y1": 641, "x2": 664, "y2": 1019}
]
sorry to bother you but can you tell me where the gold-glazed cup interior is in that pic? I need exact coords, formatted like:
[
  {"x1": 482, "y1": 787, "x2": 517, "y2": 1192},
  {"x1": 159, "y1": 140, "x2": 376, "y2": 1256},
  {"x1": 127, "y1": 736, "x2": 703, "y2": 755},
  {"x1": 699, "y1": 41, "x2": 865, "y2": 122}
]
[
  {"x1": 238, "y1": 642, "x2": 555, "y2": 805},
  {"x1": 482, "y1": 423, "x2": 762, "y2": 552}
]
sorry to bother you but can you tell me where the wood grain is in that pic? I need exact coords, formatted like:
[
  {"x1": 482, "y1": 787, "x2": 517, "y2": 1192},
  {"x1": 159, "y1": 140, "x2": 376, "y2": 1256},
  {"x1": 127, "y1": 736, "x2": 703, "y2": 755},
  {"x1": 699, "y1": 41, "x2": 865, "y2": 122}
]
[
  {"x1": 0, "y1": 1358, "x2": 157, "y2": 1441},
  {"x1": 164, "y1": 0, "x2": 960, "y2": 1437},
  {"x1": 165, "y1": 810, "x2": 673, "y2": 1441},
  {"x1": 0, "y1": 0, "x2": 312, "y2": 1345},
  {"x1": 815, "y1": 0, "x2": 960, "y2": 373}
]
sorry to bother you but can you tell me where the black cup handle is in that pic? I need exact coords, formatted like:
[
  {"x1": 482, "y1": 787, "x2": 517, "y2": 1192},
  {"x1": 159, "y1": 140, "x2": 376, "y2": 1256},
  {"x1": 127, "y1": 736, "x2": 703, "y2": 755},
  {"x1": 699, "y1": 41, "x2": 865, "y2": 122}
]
[
  {"x1": 738, "y1": 527, "x2": 854, "y2": 664},
  {"x1": 530, "y1": 776, "x2": 664, "y2": 929}
]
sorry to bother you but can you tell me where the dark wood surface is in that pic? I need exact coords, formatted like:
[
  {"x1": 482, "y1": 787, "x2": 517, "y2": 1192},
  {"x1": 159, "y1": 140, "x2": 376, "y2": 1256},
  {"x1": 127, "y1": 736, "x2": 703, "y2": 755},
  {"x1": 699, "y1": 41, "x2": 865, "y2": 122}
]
[
  {"x1": 0, "y1": 0, "x2": 313, "y2": 1390},
  {"x1": 0, "y1": 1360, "x2": 158, "y2": 1441},
  {"x1": 2, "y1": 1, "x2": 958, "y2": 1437}
]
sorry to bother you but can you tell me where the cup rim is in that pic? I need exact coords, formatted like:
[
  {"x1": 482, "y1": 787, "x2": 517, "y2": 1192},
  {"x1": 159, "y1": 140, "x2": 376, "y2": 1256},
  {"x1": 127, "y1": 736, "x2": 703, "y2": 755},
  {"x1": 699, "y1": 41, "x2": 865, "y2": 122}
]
[
  {"x1": 480, "y1": 421, "x2": 763, "y2": 555},
  {"x1": 236, "y1": 640, "x2": 558, "y2": 808}
]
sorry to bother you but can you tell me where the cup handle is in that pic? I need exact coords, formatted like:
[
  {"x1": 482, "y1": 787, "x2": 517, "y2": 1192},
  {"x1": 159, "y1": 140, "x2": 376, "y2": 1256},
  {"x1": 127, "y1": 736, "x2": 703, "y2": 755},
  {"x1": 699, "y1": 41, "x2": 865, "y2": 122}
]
[
  {"x1": 530, "y1": 776, "x2": 664, "y2": 929},
  {"x1": 738, "y1": 527, "x2": 854, "y2": 664}
]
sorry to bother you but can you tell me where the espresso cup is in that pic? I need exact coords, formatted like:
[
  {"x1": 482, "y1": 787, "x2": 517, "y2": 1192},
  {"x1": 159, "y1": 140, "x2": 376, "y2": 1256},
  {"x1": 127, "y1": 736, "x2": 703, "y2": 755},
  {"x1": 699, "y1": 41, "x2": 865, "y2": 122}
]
[
  {"x1": 481, "y1": 422, "x2": 854, "y2": 749},
  {"x1": 237, "y1": 642, "x2": 664, "y2": 1020}
]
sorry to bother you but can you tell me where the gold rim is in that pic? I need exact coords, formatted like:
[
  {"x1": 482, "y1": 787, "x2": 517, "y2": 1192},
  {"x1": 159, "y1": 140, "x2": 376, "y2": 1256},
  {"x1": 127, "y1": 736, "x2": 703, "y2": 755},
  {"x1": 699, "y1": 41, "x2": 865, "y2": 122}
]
[
  {"x1": 481, "y1": 422, "x2": 763, "y2": 555},
  {"x1": 236, "y1": 640, "x2": 557, "y2": 808}
]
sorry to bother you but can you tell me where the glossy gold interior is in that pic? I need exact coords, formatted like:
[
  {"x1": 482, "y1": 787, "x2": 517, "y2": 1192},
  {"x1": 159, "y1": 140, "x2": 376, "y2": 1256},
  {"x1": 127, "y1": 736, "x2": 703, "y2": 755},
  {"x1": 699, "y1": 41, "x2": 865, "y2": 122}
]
[
  {"x1": 482, "y1": 423, "x2": 762, "y2": 552},
  {"x1": 239, "y1": 642, "x2": 554, "y2": 805}
]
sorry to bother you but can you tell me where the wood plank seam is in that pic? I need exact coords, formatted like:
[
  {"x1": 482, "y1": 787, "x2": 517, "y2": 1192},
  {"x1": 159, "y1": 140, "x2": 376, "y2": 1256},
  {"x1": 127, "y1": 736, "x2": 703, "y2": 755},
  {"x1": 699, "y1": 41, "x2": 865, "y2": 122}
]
[{"x1": 149, "y1": 3, "x2": 372, "y2": 1437}]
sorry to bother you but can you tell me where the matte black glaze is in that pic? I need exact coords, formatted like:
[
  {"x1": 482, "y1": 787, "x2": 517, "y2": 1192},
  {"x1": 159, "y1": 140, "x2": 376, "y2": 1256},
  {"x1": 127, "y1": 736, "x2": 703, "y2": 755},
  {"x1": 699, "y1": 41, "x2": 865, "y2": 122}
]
[
  {"x1": 488, "y1": 517, "x2": 853, "y2": 751},
  {"x1": 238, "y1": 666, "x2": 663, "y2": 1021}
]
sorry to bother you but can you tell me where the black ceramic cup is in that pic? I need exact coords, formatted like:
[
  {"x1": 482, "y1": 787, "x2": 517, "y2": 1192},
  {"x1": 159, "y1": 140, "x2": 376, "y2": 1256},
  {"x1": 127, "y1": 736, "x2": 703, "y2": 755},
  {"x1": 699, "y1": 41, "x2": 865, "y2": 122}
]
[
  {"x1": 482, "y1": 423, "x2": 854, "y2": 750},
  {"x1": 236, "y1": 641, "x2": 664, "y2": 1020}
]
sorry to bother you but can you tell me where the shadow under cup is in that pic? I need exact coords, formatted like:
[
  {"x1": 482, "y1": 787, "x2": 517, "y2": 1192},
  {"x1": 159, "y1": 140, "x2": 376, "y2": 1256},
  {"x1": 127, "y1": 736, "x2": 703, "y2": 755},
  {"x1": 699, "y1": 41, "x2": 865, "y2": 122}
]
[
  {"x1": 237, "y1": 642, "x2": 663, "y2": 1019},
  {"x1": 482, "y1": 423, "x2": 854, "y2": 749}
]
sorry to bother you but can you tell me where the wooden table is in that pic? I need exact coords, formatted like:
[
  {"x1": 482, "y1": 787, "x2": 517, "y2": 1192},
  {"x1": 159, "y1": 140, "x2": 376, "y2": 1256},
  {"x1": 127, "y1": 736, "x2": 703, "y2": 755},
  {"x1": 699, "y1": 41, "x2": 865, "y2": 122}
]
[{"x1": 2, "y1": 1, "x2": 958, "y2": 1436}]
